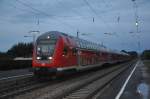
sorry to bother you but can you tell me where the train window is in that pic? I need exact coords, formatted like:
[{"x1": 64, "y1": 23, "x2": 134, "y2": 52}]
[
  {"x1": 91, "y1": 43, "x2": 93, "y2": 49},
  {"x1": 82, "y1": 41, "x2": 85, "y2": 49},
  {"x1": 89, "y1": 43, "x2": 92, "y2": 49},
  {"x1": 63, "y1": 46, "x2": 68, "y2": 55},
  {"x1": 81, "y1": 40, "x2": 83, "y2": 48},
  {"x1": 66, "y1": 38, "x2": 70, "y2": 44},
  {"x1": 83, "y1": 41, "x2": 86, "y2": 49},
  {"x1": 89, "y1": 42, "x2": 92, "y2": 49},
  {"x1": 84, "y1": 41, "x2": 86, "y2": 49},
  {"x1": 72, "y1": 48, "x2": 77, "y2": 55},
  {"x1": 94, "y1": 44, "x2": 95, "y2": 50},
  {"x1": 80, "y1": 41, "x2": 83, "y2": 48},
  {"x1": 36, "y1": 39, "x2": 56, "y2": 58}
]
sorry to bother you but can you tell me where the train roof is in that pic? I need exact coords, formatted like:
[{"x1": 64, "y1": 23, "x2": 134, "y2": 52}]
[
  {"x1": 37, "y1": 31, "x2": 62, "y2": 41},
  {"x1": 37, "y1": 31, "x2": 129, "y2": 56}
]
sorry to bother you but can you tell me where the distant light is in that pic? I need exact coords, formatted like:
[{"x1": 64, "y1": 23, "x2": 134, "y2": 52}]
[
  {"x1": 47, "y1": 36, "x2": 50, "y2": 39},
  {"x1": 136, "y1": 22, "x2": 138, "y2": 26}
]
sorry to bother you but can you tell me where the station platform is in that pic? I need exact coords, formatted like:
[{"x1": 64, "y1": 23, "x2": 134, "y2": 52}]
[
  {"x1": 119, "y1": 60, "x2": 150, "y2": 99},
  {"x1": 96, "y1": 60, "x2": 150, "y2": 99}
]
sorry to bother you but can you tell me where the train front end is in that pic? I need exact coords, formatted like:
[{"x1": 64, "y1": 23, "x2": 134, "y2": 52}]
[{"x1": 32, "y1": 32, "x2": 60, "y2": 75}]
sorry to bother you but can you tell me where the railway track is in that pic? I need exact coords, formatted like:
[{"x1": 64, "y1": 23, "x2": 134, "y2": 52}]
[
  {"x1": 0, "y1": 67, "x2": 103, "y2": 99},
  {"x1": 0, "y1": 73, "x2": 33, "y2": 94},
  {"x1": 0, "y1": 73, "x2": 53, "y2": 99},
  {"x1": 11, "y1": 61, "x2": 136, "y2": 99},
  {"x1": 37, "y1": 62, "x2": 133, "y2": 99},
  {"x1": 63, "y1": 64, "x2": 129, "y2": 99}
]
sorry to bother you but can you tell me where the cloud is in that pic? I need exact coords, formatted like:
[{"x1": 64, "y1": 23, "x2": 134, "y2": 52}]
[{"x1": 0, "y1": 0, "x2": 150, "y2": 52}]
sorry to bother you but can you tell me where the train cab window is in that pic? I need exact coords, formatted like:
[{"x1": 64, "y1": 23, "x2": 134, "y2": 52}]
[{"x1": 36, "y1": 39, "x2": 56, "y2": 60}]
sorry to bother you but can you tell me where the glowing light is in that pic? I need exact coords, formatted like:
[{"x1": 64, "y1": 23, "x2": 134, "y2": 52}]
[
  {"x1": 136, "y1": 22, "x2": 138, "y2": 26},
  {"x1": 37, "y1": 57, "x2": 41, "y2": 60},
  {"x1": 48, "y1": 57, "x2": 52, "y2": 59}
]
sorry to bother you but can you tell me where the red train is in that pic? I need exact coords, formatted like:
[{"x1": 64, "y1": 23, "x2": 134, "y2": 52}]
[{"x1": 32, "y1": 31, "x2": 130, "y2": 75}]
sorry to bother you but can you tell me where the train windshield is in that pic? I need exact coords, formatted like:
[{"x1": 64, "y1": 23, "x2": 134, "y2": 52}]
[{"x1": 36, "y1": 39, "x2": 56, "y2": 59}]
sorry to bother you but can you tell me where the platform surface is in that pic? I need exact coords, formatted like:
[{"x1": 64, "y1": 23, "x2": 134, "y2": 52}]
[{"x1": 120, "y1": 60, "x2": 150, "y2": 99}]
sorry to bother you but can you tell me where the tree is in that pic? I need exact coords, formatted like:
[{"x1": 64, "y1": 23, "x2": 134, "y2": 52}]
[
  {"x1": 127, "y1": 51, "x2": 138, "y2": 58},
  {"x1": 0, "y1": 52, "x2": 12, "y2": 60},
  {"x1": 141, "y1": 50, "x2": 150, "y2": 60},
  {"x1": 7, "y1": 42, "x2": 33, "y2": 57}
]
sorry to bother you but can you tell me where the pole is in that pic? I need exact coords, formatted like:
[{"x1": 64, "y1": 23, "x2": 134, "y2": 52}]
[
  {"x1": 28, "y1": 31, "x2": 40, "y2": 46},
  {"x1": 132, "y1": 0, "x2": 141, "y2": 53},
  {"x1": 77, "y1": 30, "x2": 80, "y2": 66},
  {"x1": 28, "y1": 31, "x2": 40, "y2": 57}
]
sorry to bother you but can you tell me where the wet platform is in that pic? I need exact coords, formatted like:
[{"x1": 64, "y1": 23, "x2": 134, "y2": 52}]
[
  {"x1": 119, "y1": 60, "x2": 150, "y2": 99},
  {"x1": 96, "y1": 60, "x2": 150, "y2": 99}
]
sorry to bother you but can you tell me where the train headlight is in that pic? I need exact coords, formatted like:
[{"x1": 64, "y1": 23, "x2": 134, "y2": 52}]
[
  {"x1": 48, "y1": 57, "x2": 52, "y2": 60},
  {"x1": 37, "y1": 57, "x2": 41, "y2": 60}
]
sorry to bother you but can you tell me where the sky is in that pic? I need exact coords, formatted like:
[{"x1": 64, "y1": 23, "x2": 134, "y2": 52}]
[{"x1": 0, "y1": 0, "x2": 150, "y2": 52}]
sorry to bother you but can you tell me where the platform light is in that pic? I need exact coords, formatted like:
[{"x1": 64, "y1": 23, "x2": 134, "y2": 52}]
[{"x1": 47, "y1": 36, "x2": 50, "y2": 39}]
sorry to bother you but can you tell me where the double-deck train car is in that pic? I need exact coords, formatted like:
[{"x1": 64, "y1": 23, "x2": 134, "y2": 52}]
[{"x1": 32, "y1": 31, "x2": 130, "y2": 75}]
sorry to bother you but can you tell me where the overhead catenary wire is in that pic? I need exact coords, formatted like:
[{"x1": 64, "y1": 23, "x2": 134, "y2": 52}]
[
  {"x1": 8, "y1": 0, "x2": 86, "y2": 20},
  {"x1": 15, "y1": 0, "x2": 75, "y2": 30},
  {"x1": 10, "y1": 0, "x2": 117, "y2": 34},
  {"x1": 0, "y1": 1, "x2": 37, "y2": 23},
  {"x1": 15, "y1": 0, "x2": 115, "y2": 30},
  {"x1": 55, "y1": 0, "x2": 83, "y2": 18},
  {"x1": 8, "y1": 1, "x2": 37, "y2": 15},
  {"x1": 55, "y1": 0, "x2": 96, "y2": 24},
  {"x1": 83, "y1": 0, "x2": 112, "y2": 29}
]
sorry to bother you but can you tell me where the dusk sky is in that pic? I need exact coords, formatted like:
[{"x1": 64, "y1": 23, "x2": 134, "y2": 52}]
[{"x1": 0, "y1": 0, "x2": 149, "y2": 52}]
